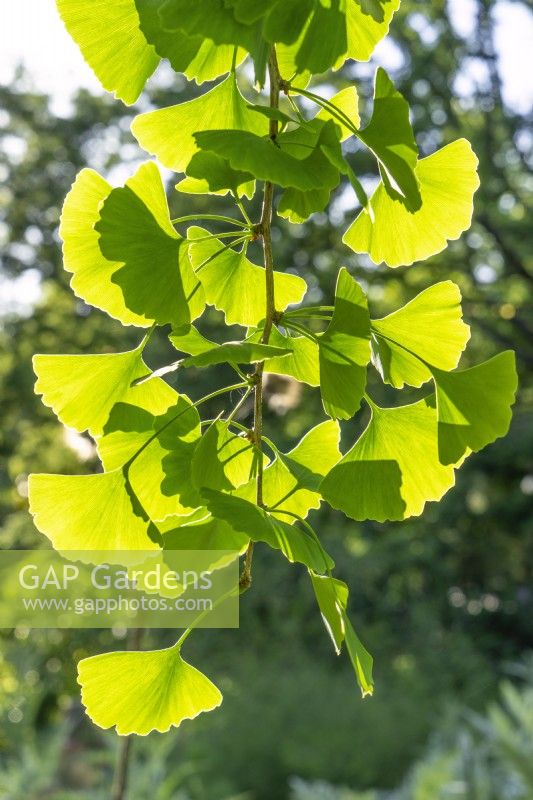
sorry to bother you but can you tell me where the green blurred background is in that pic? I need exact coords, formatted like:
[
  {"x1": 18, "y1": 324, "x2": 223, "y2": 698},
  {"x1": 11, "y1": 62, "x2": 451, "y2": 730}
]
[{"x1": 0, "y1": 1, "x2": 532, "y2": 797}]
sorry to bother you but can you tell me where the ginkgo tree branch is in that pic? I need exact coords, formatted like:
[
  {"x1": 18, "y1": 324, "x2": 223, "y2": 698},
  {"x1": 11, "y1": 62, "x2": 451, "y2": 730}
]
[{"x1": 240, "y1": 46, "x2": 282, "y2": 591}]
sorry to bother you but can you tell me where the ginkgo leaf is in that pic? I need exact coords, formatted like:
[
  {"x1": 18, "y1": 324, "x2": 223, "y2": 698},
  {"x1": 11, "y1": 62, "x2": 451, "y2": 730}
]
[
  {"x1": 94, "y1": 161, "x2": 204, "y2": 326},
  {"x1": 98, "y1": 398, "x2": 202, "y2": 521},
  {"x1": 203, "y1": 489, "x2": 334, "y2": 573},
  {"x1": 169, "y1": 325, "x2": 215, "y2": 356},
  {"x1": 32, "y1": 344, "x2": 176, "y2": 437},
  {"x1": 163, "y1": 515, "x2": 249, "y2": 555},
  {"x1": 191, "y1": 421, "x2": 260, "y2": 497},
  {"x1": 343, "y1": 613, "x2": 374, "y2": 697},
  {"x1": 310, "y1": 572, "x2": 349, "y2": 655},
  {"x1": 344, "y1": 0, "x2": 401, "y2": 63},
  {"x1": 135, "y1": 1, "x2": 246, "y2": 84},
  {"x1": 316, "y1": 86, "x2": 360, "y2": 141},
  {"x1": 160, "y1": 0, "x2": 262, "y2": 60},
  {"x1": 28, "y1": 470, "x2": 159, "y2": 553},
  {"x1": 56, "y1": 0, "x2": 159, "y2": 105},
  {"x1": 60, "y1": 164, "x2": 203, "y2": 327},
  {"x1": 236, "y1": 421, "x2": 341, "y2": 520},
  {"x1": 321, "y1": 398, "x2": 456, "y2": 522},
  {"x1": 319, "y1": 268, "x2": 371, "y2": 420},
  {"x1": 177, "y1": 152, "x2": 255, "y2": 199},
  {"x1": 187, "y1": 228, "x2": 307, "y2": 326},
  {"x1": 131, "y1": 76, "x2": 266, "y2": 173},
  {"x1": 195, "y1": 119, "x2": 341, "y2": 192},
  {"x1": 262, "y1": 327, "x2": 320, "y2": 386},
  {"x1": 371, "y1": 281, "x2": 471, "y2": 388},
  {"x1": 60, "y1": 169, "x2": 145, "y2": 328},
  {"x1": 432, "y1": 351, "x2": 518, "y2": 466},
  {"x1": 185, "y1": 341, "x2": 292, "y2": 368},
  {"x1": 356, "y1": 68, "x2": 420, "y2": 209},
  {"x1": 344, "y1": 139, "x2": 479, "y2": 267},
  {"x1": 78, "y1": 646, "x2": 222, "y2": 735}
]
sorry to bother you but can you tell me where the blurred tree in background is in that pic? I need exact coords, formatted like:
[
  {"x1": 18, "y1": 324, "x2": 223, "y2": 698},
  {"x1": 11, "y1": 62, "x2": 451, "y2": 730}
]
[{"x1": 0, "y1": 0, "x2": 531, "y2": 797}]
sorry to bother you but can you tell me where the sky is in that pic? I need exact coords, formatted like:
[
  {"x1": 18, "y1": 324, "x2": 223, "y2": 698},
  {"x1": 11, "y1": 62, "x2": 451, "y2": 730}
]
[{"x1": 0, "y1": 0, "x2": 532, "y2": 115}]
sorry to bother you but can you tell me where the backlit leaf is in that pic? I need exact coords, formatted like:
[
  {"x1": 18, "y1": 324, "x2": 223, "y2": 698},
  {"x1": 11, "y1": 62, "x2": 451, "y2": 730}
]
[
  {"x1": 357, "y1": 68, "x2": 420, "y2": 209},
  {"x1": 32, "y1": 343, "x2": 179, "y2": 438},
  {"x1": 432, "y1": 351, "x2": 518, "y2": 466},
  {"x1": 371, "y1": 281, "x2": 470, "y2": 388},
  {"x1": 132, "y1": 76, "x2": 266, "y2": 173},
  {"x1": 56, "y1": 0, "x2": 159, "y2": 105},
  {"x1": 195, "y1": 119, "x2": 341, "y2": 192},
  {"x1": 321, "y1": 398, "x2": 456, "y2": 522},
  {"x1": 310, "y1": 572, "x2": 349, "y2": 655},
  {"x1": 78, "y1": 646, "x2": 222, "y2": 735},
  {"x1": 237, "y1": 421, "x2": 341, "y2": 520},
  {"x1": 344, "y1": 0, "x2": 401, "y2": 63},
  {"x1": 184, "y1": 341, "x2": 292, "y2": 368},
  {"x1": 28, "y1": 470, "x2": 159, "y2": 552},
  {"x1": 203, "y1": 489, "x2": 334, "y2": 573},
  {"x1": 94, "y1": 162, "x2": 204, "y2": 326},
  {"x1": 177, "y1": 152, "x2": 255, "y2": 199},
  {"x1": 188, "y1": 227, "x2": 307, "y2": 327},
  {"x1": 344, "y1": 139, "x2": 479, "y2": 267},
  {"x1": 98, "y1": 397, "x2": 202, "y2": 521},
  {"x1": 191, "y1": 421, "x2": 260, "y2": 497},
  {"x1": 343, "y1": 613, "x2": 374, "y2": 697},
  {"x1": 319, "y1": 268, "x2": 371, "y2": 420}
]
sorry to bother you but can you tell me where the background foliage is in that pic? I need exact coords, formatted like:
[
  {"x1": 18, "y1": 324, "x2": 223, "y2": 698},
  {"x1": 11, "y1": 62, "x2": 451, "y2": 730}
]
[{"x1": 0, "y1": 0, "x2": 532, "y2": 796}]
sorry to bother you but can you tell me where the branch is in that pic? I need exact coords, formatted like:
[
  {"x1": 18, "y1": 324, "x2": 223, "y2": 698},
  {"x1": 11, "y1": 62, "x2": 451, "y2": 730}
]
[{"x1": 240, "y1": 47, "x2": 281, "y2": 591}]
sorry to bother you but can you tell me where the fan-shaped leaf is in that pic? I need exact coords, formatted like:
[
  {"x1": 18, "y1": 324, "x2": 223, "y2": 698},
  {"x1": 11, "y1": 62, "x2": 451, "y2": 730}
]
[
  {"x1": 344, "y1": 139, "x2": 479, "y2": 267},
  {"x1": 203, "y1": 489, "x2": 334, "y2": 573},
  {"x1": 371, "y1": 281, "x2": 470, "y2": 388},
  {"x1": 237, "y1": 421, "x2": 341, "y2": 520},
  {"x1": 432, "y1": 351, "x2": 518, "y2": 466},
  {"x1": 28, "y1": 470, "x2": 159, "y2": 552},
  {"x1": 321, "y1": 398, "x2": 456, "y2": 522},
  {"x1": 132, "y1": 76, "x2": 266, "y2": 173},
  {"x1": 32, "y1": 345, "x2": 178, "y2": 437},
  {"x1": 187, "y1": 227, "x2": 307, "y2": 327},
  {"x1": 357, "y1": 68, "x2": 420, "y2": 209},
  {"x1": 78, "y1": 646, "x2": 222, "y2": 735},
  {"x1": 56, "y1": 0, "x2": 159, "y2": 105},
  {"x1": 94, "y1": 162, "x2": 204, "y2": 326},
  {"x1": 319, "y1": 268, "x2": 371, "y2": 420}
]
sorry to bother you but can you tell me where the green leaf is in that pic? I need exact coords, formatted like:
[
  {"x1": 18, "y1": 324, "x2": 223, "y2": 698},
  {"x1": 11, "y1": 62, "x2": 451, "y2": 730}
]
[
  {"x1": 432, "y1": 351, "x2": 518, "y2": 466},
  {"x1": 191, "y1": 421, "x2": 260, "y2": 497},
  {"x1": 135, "y1": 1, "x2": 246, "y2": 84},
  {"x1": 309, "y1": 572, "x2": 349, "y2": 655},
  {"x1": 56, "y1": 0, "x2": 159, "y2": 105},
  {"x1": 371, "y1": 281, "x2": 471, "y2": 388},
  {"x1": 344, "y1": 139, "x2": 479, "y2": 267},
  {"x1": 177, "y1": 152, "x2": 255, "y2": 199},
  {"x1": 237, "y1": 421, "x2": 341, "y2": 520},
  {"x1": 321, "y1": 398, "x2": 456, "y2": 522},
  {"x1": 78, "y1": 646, "x2": 222, "y2": 735},
  {"x1": 357, "y1": 68, "x2": 420, "y2": 209},
  {"x1": 163, "y1": 515, "x2": 249, "y2": 555},
  {"x1": 203, "y1": 489, "x2": 334, "y2": 573},
  {"x1": 98, "y1": 398, "x2": 202, "y2": 522},
  {"x1": 248, "y1": 326, "x2": 320, "y2": 386},
  {"x1": 344, "y1": 0, "x2": 401, "y2": 63},
  {"x1": 316, "y1": 86, "x2": 360, "y2": 141},
  {"x1": 195, "y1": 119, "x2": 341, "y2": 192},
  {"x1": 33, "y1": 345, "x2": 151, "y2": 436},
  {"x1": 94, "y1": 162, "x2": 204, "y2": 327},
  {"x1": 343, "y1": 613, "x2": 374, "y2": 697},
  {"x1": 309, "y1": 573, "x2": 374, "y2": 696},
  {"x1": 28, "y1": 469, "x2": 159, "y2": 552},
  {"x1": 131, "y1": 76, "x2": 266, "y2": 173},
  {"x1": 288, "y1": 1, "x2": 348, "y2": 75},
  {"x1": 319, "y1": 268, "x2": 371, "y2": 420},
  {"x1": 184, "y1": 341, "x2": 292, "y2": 368},
  {"x1": 60, "y1": 169, "x2": 144, "y2": 328},
  {"x1": 169, "y1": 325, "x2": 215, "y2": 356},
  {"x1": 187, "y1": 227, "x2": 307, "y2": 327}
]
